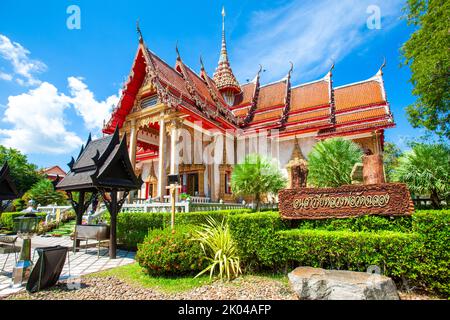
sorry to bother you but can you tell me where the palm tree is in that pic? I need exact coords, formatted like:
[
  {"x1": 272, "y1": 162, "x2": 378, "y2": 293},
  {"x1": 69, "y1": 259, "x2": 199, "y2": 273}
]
[
  {"x1": 231, "y1": 154, "x2": 286, "y2": 211},
  {"x1": 308, "y1": 138, "x2": 363, "y2": 187},
  {"x1": 393, "y1": 143, "x2": 450, "y2": 208}
]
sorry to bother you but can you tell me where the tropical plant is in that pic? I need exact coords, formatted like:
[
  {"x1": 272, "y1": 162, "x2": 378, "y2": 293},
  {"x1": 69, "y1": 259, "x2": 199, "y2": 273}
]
[
  {"x1": 383, "y1": 142, "x2": 402, "y2": 182},
  {"x1": 192, "y1": 217, "x2": 242, "y2": 281},
  {"x1": 402, "y1": 0, "x2": 450, "y2": 138},
  {"x1": 308, "y1": 138, "x2": 363, "y2": 187},
  {"x1": 24, "y1": 179, "x2": 67, "y2": 206},
  {"x1": 393, "y1": 143, "x2": 450, "y2": 208},
  {"x1": 231, "y1": 154, "x2": 286, "y2": 211}
]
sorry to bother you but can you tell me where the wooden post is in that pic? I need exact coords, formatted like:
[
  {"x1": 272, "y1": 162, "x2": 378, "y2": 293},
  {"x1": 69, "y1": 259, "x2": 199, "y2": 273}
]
[
  {"x1": 109, "y1": 190, "x2": 117, "y2": 259},
  {"x1": 74, "y1": 191, "x2": 85, "y2": 251},
  {"x1": 171, "y1": 184, "x2": 175, "y2": 231}
]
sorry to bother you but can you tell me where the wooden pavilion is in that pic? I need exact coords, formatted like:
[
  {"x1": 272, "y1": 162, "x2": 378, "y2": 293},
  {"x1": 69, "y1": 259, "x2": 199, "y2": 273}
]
[{"x1": 56, "y1": 127, "x2": 142, "y2": 258}]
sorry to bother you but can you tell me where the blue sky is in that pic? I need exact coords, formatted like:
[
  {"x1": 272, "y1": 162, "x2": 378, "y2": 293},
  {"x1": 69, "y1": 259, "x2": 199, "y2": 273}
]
[{"x1": 0, "y1": 0, "x2": 427, "y2": 170}]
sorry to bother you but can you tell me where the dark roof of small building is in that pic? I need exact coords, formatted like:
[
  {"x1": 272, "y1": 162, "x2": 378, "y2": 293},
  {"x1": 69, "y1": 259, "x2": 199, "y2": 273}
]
[
  {"x1": 0, "y1": 162, "x2": 19, "y2": 200},
  {"x1": 56, "y1": 128, "x2": 143, "y2": 192}
]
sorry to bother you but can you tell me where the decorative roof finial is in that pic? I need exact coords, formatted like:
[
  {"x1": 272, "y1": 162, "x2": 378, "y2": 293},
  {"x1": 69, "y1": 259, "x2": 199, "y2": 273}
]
[
  {"x1": 200, "y1": 55, "x2": 205, "y2": 71},
  {"x1": 136, "y1": 19, "x2": 143, "y2": 43},
  {"x1": 176, "y1": 41, "x2": 181, "y2": 61},
  {"x1": 288, "y1": 61, "x2": 294, "y2": 78},
  {"x1": 220, "y1": 6, "x2": 227, "y2": 63}
]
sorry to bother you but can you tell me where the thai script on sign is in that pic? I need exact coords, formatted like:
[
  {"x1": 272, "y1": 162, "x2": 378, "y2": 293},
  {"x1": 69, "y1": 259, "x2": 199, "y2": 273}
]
[{"x1": 292, "y1": 192, "x2": 390, "y2": 210}]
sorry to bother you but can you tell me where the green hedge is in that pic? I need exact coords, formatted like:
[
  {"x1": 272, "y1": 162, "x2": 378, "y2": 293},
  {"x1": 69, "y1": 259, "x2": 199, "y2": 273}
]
[
  {"x1": 277, "y1": 229, "x2": 417, "y2": 279},
  {"x1": 0, "y1": 212, "x2": 47, "y2": 230},
  {"x1": 411, "y1": 210, "x2": 450, "y2": 296},
  {"x1": 228, "y1": 210, "x2": 450, "y2": 297},
  {"x1": 115, "y1": 209, "x2": 251, "y2": 249}
]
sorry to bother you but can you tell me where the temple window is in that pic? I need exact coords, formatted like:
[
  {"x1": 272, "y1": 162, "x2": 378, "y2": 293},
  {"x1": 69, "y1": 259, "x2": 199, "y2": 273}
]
[{"x1": 141, "y1": 95, "x2": 158, "y2": 109}]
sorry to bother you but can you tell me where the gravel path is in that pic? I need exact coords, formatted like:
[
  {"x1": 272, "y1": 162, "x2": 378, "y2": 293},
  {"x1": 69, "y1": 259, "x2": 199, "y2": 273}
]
[{"x1": 3, "y1": 276, "x2": 297, "y2": 300}]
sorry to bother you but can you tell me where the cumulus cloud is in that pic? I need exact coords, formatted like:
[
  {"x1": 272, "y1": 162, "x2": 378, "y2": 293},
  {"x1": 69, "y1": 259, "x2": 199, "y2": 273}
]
[
  {"x1": 68, "y1": 77, "x2": 119, "y2": 130},
  {"x1": 0, "y1": 71, "x2": 12, "y2": 81},
  {"x1": 0, "y1": 82, "x2": 82, "y2": 154},
  {"x1": 233, "y1": 0, "x2": 403, "y2": 83},
  {"x1": 0, "y1": 78, "x2": 119, "y2": 154},
  {"x1": 0, "y1": 34, "x2": 47, "y2": 86}
]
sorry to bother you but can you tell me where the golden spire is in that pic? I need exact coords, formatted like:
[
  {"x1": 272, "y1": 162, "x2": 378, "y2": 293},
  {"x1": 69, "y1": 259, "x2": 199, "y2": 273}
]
[{"x1": 213, "y1": 6, "x2": 241, "y2": 105}]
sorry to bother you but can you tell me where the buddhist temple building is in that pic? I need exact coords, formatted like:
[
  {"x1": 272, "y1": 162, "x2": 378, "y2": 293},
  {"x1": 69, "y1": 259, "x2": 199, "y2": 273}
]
[{"x1": 102, "y1": 9, "x2": 395, "y2": 203}]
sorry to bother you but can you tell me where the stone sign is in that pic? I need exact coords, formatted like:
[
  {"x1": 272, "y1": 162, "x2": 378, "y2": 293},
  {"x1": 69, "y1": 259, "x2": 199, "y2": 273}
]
[{"x1": 279, "y1": 183, "x2": 414, "y2": 219}]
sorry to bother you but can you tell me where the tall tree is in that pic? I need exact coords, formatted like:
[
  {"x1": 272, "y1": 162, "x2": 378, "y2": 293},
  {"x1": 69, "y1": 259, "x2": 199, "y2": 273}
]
[
  {"x1": 0, "y1": 146, "x2": 42, "y2": 194},
  {"x1": 383, "y1": 142, "x2": 402, "y2": 182},
  {"x1": 23, "y1": 179, "x2": 67, "y2": 206},
  {"x1": 231, "y1": 154, "x2": 286, "y2": 211},
  {"x1": 308, "y1": 138, "x2": 363, "y2": 188},
  {"x1": 393, "y1": 143, "x2": 450, "y2": 208},
  {"x1": 402, "y1": 0, "x2": 450, "y2": 138}
]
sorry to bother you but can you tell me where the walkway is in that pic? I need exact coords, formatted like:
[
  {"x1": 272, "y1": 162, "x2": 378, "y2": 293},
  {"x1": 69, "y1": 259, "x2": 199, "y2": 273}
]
[{"x1": 0, "y1": 235, "x2": 135, "y2": 298}]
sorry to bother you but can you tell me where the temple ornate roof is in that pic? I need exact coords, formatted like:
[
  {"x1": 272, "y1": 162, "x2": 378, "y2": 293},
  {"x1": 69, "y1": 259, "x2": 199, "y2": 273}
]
[
  {"x1": 0, "y1": 162, "x2": 19, "y2": 200},
  {"x1": 56, "y1": 128, "x2": 143, "y2": 192},
  {"x1": 103, "y1": 13, "x2": 394, "y2": 139}
]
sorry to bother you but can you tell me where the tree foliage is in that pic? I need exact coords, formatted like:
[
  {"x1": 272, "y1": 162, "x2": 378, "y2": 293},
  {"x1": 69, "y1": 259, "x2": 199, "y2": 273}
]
[
  {"x1": 0, "y1": 146, "x2": 42, "y2": 194},
  {"x1": 231, "y1": 154, "x2": 286, "y2": 211},
  {"x1": 24, "y1": 179, "x2": 67, "y2": 206},
  {"x1": 393, "y1": 143, "x2": 450, "y2": 208},
  {"x1": 383, "y1": 142, "x2": 402, "y2": 182},
  {"x1": 402, "y1": 0, "x2": 450, "y2": 138},
  {"x1": 308, "y1": 138, "x2": 363, "y2": 187}
]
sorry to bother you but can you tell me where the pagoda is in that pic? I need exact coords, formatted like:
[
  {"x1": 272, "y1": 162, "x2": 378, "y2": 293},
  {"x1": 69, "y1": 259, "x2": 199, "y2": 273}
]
[{"x1": 102, "y1": 8, "x2": 395, "y2": 203}]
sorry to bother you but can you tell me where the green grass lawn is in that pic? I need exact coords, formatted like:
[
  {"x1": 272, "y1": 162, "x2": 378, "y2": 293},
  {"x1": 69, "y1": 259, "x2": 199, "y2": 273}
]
[{"x1": 89, "y1": 263, "x2": 212, "y2": 293}]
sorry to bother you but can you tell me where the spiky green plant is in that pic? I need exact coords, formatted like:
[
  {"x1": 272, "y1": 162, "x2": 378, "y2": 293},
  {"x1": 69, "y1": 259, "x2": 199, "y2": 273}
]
[
  {"x1": 231, "y1": 154, "x2": 286, "y2": 211},
  {"x1": 308, "y1": 138, "x2": 363, "y2": 187},
  {"x1": 393, "y1": 143, "x2": 450, "y2": 208},
  {"x1": 192, "y1": 217, "x2": 242, "y2": 282}
]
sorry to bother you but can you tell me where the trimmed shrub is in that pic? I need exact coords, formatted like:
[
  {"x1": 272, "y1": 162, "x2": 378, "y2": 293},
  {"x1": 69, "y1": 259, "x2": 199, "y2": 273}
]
[
  {"x1": 292, "y1": 215, "x2": 412, "y2": 233},
  {"x1": 115, "y1": 209, "x2": 251, "y2": 249},
  {"x1": 412, "y1": 210, "x2": 450, "y2": 296},
  {"x1": 228, "y1": 212, "x2": 287, "y2": 270},
  {"x1": 276, "y1": 229, "x2": 418, "y2": 279},
  {"x1": 135, "y1": 226, "x2": 206, "y2": 276},
  {"x1": 0, "y1": 212, "x2": 46, "y2": 230}
]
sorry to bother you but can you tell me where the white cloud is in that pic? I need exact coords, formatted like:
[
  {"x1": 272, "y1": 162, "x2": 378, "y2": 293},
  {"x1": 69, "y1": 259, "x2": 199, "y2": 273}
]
[
  {"x1": 67, "y1": 76, "x2": 119, "y2": 130},
  {"x1": 0, "y1": 78, "x2": 119, "y2": 154},
  {"x1": 0, "y1": 71, "x2": 12, "y2": 81},
  {"x1": 0, "y1": 34, "x2": 47, "y2": 86},
  {"x1": 232, "y1": 0, "x2": 403, "y2": 83},
  {"x1": 0, "y1": 82, "x2": 82, "y2": 154}
]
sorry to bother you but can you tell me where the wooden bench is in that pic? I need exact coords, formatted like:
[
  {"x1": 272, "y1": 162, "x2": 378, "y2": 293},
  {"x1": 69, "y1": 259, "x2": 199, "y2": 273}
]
[{"x1": 73, "y1": 225, "x2": 110, "y2": 257}]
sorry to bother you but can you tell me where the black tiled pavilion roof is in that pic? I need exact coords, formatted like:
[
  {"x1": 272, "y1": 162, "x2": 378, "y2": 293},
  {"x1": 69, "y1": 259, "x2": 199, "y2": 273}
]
[
  {"x1": 56, "y1": 128, "x2": 142, "y2": 192},
  {"x1": 0, "y1": 162, "x2": 19, "y2": 200}
]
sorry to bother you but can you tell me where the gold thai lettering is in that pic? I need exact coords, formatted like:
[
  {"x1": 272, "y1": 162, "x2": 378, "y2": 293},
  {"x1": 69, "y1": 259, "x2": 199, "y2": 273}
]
[{"x1": 292, "y1": 193, "x2": 391, "y2": 209}]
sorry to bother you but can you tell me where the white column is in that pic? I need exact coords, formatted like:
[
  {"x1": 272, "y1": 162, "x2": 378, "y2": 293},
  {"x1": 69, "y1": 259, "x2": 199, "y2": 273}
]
[
  {"x1": 129, "y1": 119, "x2": 137, "y2": 168},
  {"x1": 157, "y1": 113, "x2": 166, "y2": 202}
]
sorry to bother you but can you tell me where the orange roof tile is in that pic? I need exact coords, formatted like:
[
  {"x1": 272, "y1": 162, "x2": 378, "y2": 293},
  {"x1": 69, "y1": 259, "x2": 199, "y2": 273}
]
[
  {"x1": 336, "y1": 106, "x2": 388, "y2": 124},
  {"x1": 334, "y1": 80, "x2": 385, "y2": 111},
  {"x1": 257, "y1": 81, "x2": 286, "y2": 110},
  {"x1": 234, "y1": 82, "x2": 256, "y2": 106},
  {"x1": 290, "y1": 81, "x2": 330, "y2": 111}
]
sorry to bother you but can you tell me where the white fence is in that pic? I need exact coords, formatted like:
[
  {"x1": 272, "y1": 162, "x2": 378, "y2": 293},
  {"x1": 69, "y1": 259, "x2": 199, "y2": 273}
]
[{"x1": 120, "y1": 201, "x2": 247, "y2": 213}]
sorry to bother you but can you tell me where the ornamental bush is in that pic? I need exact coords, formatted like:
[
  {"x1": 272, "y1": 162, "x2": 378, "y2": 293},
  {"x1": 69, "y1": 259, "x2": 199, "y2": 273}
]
[
  {"x1": 135, "y1": 226, "x2": 206, "y2": 276},
  {"x1": 114, "y1": 209, "x2": 251, "y2": 249}
]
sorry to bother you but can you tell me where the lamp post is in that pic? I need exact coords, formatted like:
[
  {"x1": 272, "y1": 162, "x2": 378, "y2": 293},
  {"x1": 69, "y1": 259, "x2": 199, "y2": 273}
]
[{"x1": 12, "y1": 202, "x2": 42, "y2": 287}]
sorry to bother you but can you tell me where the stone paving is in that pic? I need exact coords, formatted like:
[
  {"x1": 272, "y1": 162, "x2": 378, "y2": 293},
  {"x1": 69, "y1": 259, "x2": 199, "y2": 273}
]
[{"x1": 0, "y1": 235, "x2": 135, "y2": 298}]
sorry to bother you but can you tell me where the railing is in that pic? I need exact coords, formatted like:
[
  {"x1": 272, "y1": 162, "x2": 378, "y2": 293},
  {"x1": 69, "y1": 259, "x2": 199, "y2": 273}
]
[
  {"x1": 37, "y1": 205, "x2": 72, "y2": 223},
  {"x1": 120, "y1": 201, "x2": 247, "y2": 213},
  {"x1": 163, "y1": 195, "x2": 211, "y2": 203}
]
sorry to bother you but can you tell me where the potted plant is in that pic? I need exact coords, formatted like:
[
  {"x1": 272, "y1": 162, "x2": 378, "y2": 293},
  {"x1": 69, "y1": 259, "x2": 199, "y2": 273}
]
[{"x1": 179, "y1": 193, "x2": 190, "y2": 202}]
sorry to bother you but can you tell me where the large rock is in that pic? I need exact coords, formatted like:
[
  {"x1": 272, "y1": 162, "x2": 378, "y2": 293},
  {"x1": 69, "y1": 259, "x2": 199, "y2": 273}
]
[{"x1": 288, "y1": 267, "x2": 399, "y2": 300}]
